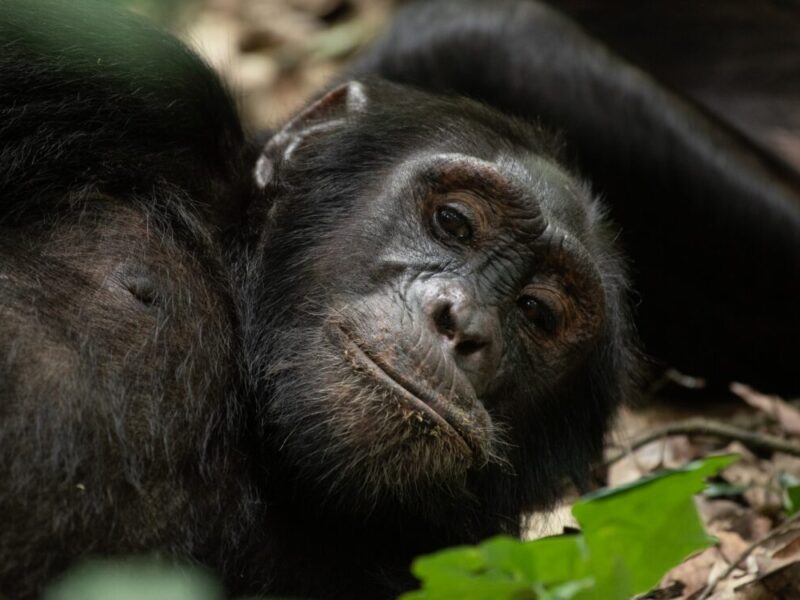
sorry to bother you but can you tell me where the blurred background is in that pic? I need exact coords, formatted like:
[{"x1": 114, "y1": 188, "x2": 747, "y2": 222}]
[
  {"x1": 116, "y1": 0, "x2": 800, "y2": 171},
  {"x1": 121, "y1": 0, "x2": 394, "y2": 128}
]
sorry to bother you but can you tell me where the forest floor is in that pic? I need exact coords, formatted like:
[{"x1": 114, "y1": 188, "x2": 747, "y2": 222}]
[{"x1": 597, "y1": 382, "x2": 800, "y2": 600}]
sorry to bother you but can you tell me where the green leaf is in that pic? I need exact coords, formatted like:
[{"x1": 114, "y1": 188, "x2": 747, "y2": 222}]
[
  {"x1": 779, "y1": 473, "x2": 800, "y2": 515},
  {"x1": 785, "y1": 486, "x2": 800, "y2": 515},
  {"x1": 703, "y1": 482, "x2": 749, "y2": 498},
  {"x1": 572, "y1": 454, "x2": 738, "y2": 599},
  {"x1": 401, "y1": 535, "x2": 591, "y2": 600},
  {"x1": 42, "y1": 558, "x2": 222, "y2": 600},
  {"x1": 480, "y1": 535, "x2": 590, "y2": 584},
  {"x1": 404, "y1": 455, "x2": 738, "y2": 600}
]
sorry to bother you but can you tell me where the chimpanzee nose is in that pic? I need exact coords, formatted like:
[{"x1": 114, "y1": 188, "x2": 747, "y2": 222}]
[{"x1": 421, "y1": 281, "x2": 502, "y2": 394}]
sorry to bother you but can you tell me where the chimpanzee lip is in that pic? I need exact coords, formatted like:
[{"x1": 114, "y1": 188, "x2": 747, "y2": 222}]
[{"x1": 332, "y1": 324, "x2": 475, "y2": 458}]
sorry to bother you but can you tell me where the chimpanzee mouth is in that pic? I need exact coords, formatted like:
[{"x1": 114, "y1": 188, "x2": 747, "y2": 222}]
[{"x1": 332, "y1": 325, "x2": 477, "y2": 458}]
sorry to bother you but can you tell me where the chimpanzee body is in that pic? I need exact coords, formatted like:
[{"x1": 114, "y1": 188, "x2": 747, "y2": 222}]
[{"x1": 1, "y1": 1, "x2": 798, "y2": 599}]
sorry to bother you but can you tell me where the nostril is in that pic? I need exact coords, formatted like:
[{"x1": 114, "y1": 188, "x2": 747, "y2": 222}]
[
  {"x1": 431, "y1": 301, "x2": 491, "y2": 356},
  {"x1": 433, "y1": 302, "x2": 456, "y2": 338},
  {"x1": 455, "y1": 338, "x2": 486, "y2": 357}
]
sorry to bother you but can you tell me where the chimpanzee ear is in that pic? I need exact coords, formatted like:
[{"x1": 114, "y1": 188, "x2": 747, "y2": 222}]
[{"x1": 254, "y1": 81, "x2": 368, "y2": 188}]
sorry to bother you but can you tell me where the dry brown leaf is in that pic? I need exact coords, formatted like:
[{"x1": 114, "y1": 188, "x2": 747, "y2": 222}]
[
  {"x1": 608, "y1": 440, "x2": 664, "y2": 486},
  {"x1": 772, "y1": 452, "x2": 800, "y2": 478},
  {"x1": 720, "y1": 441, "x2": 758, "y2": 464},
  {"x1": 703, "y1": 558, "x2": 750, "y2": 599},
  {"x1": 660, "y1": 547, "x2": 719, "y2": 598},
  {"x1": 743, "y1": 487, "x2": 784, "y2": 519},
  {"x1": 732, "y1": 382, "x2": 800, "y2": 436},
  {"x1": 772, "y1": 533, "x2": 800, "y2": 560},
  {"x1": 696, "y1": 498, "x2": 773, "y2": 542},
  {"x1": 716, "y1": 530, "x2": 750, "y2": 564},
  {"x1": 640, "y1": 580, "x2": 686, "y2": 599},
  {"x1": 734, "y1": 560, "x2": 800, "y2": 598},
  {"x1": 722, "y1": 461, "x2": 785, "y2": 517},
  {"x1": 607, "y1": 435, "x2": 704, "y2": 486},
  {"x1": 663, "y1": 435, "x2": 704, "y2": 468}
]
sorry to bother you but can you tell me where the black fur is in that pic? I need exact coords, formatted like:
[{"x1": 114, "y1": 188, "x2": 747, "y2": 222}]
[{"x1": 0, "y1": 1, "x2": 798, "y2": 599}]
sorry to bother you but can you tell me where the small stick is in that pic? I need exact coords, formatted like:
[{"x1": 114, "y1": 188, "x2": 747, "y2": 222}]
[
  {"x1": 605, "y1": 418, "x2": 800, "y2": 468},
  {"x1": 697, "y1": 513, "x2": 800, "y2": 600}
]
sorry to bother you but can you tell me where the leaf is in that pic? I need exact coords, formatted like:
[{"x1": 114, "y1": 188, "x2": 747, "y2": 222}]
[
  {"x1": 732, "y1": 382, "x2": 800, "y2": 435},
  {"x1": 402, "y1": 535, "x2": 591, "y2": 600},
  {"x1": 479, "y1": 535, "x2": 590, "y2": 584},
  {"x1": 572, "y1": 454, "x2": 739, "y2": 599},
  {"x1": 404, "y1": 455, "x2": 738, "y2": 600},
  {"x1": 42, "y1": 558, "x2": 222, "y2": 600},
  {"x1": 703, "y1": 482, "x2": 749, "y2": 498},
  {"x1": 779, "y1": 473, "x2": 800, "y2": 515}
]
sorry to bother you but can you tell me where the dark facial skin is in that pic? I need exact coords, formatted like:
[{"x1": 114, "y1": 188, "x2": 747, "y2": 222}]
[
  {"x1": 243, "y1": 82, "x2": 634, "y2": 543},
  {"x1": 309, "y1": 151, "x2": 607, "y2": 487}
]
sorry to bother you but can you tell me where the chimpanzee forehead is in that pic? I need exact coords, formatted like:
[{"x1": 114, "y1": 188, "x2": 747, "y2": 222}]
[
  {"x1": 384, "y1": 150, "x2": 594, "y2": 238},
  {"x1": 355, "y1": 78, "x2": 558, "y2": 154},
  {"x1": 499, "y1": 153, "x2": 596, "y2": 237}
]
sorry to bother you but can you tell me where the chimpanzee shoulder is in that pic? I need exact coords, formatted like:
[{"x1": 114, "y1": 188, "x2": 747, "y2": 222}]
[
  {"x1": 0, "y1": 2, "x2": 257, "y2": 596},
  {"x1": 0, "y1": 0, "x2": 250, "y2": 225}
]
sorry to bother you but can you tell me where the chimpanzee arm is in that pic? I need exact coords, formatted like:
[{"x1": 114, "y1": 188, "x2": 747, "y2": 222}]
[{"x1": 350, "y1": 0, "x2": 800, "y2": 393}]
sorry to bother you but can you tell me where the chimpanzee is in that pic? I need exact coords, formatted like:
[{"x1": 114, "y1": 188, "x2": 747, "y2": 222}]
[{"x1": 0, "y1": 1, "x2": 798, "y2": 599}]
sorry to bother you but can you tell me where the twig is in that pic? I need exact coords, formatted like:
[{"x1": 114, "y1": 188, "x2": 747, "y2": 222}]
[
  {"x1": 697, "y1": 513, "x2": 800, "y2": 600},
  {"x1": 605, "y1": 417, "x2": 800, "y2": 467}
]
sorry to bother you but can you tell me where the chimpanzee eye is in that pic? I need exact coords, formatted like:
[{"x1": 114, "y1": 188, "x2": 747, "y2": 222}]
[
  {"x1": 434, "y1": 205, "x2": 472, "y2": 243},
  {"x1": 517, "y1": 295, "x2": 558, "y2": 334}
]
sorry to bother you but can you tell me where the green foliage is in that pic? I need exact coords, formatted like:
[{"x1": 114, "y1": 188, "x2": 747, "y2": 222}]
[
  {"x1": 702, "y1": 481, "x2": 749, "y2": 498},
  {"x1": 779, "y1": 472, "x2": 800, "y2": 516},
  {"x1": 402, "y1": 455, "x2": 738, "y2": 600},
  {"x1": 70, "y1": 0, "x2": 197, "y2": 25},
  {"x1": 42, "y1": 559, "x2": 222, "y2": 600},
  {"x1": 401, "y1": 535, "x2": 591, "y2": 600}
]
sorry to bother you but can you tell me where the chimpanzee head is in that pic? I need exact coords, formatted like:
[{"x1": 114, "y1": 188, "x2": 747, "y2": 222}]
[{"x1": 244, "y1": 80, "x2": 636, "y2": 535}]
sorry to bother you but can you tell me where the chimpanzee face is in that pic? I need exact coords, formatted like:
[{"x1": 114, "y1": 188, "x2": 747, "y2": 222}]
[{"x1": 245, "y1": 81, "x2": 631, "y2": 521}]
